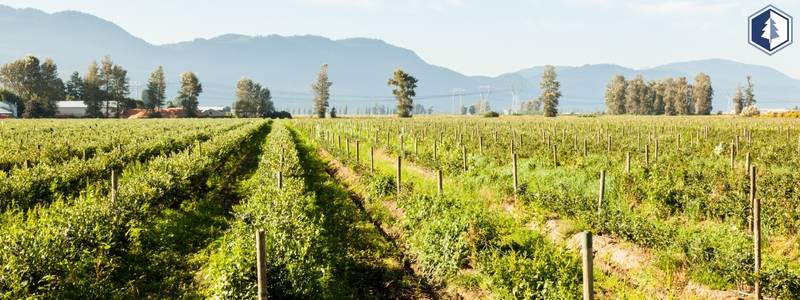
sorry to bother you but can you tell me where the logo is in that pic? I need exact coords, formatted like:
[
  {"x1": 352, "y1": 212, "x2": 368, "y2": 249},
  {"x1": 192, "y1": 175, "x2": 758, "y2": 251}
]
[{"x1": 748, "y1": 5, "x2": 793, "y2": 55}]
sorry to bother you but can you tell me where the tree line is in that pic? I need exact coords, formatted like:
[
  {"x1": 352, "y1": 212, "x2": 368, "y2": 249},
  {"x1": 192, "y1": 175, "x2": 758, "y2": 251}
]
[
  {"x1": 603, "y1": 73, "x2": 754, "y2": 116},
  {"x1": 0, "y1": 55, "x2": 203, "y2": 118},
  {"x1": 309, "y1": 64, "x2": 562, "y2": 118}
]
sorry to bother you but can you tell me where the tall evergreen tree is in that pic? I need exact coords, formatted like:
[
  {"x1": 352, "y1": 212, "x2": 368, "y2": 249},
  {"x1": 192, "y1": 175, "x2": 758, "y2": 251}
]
[
  {"x1": 387, "y1": 69, "x2": 417, "y2": 118},
  {"x1": 692, "y1": 73, "x2": 713, "y2": 115},
  {"x1": 145, "y1": 66, "x2": 166, "y2": 111},
  {"x1": 539, "y1": 65, "x2": 561, "y2": 117},
  {"x1": 604, "y1": 75, "x2": 627, "y2": 114},
  {"x1": 744, "y1": 75, "x2": 755, "y2": 106},
  {"x1": 311, "y1": 64, "x2": 332, "y2": 118},
  {"x1": 255, "y1": 83, "x2": 274, "y2": 117},
  {"x1": 733, "y1": 87, "x2": 744, "y2": 114},
  {"x1": 65, "y1": 71, "x2": 84, "y2": 101},
  {"x1": 177, "y1": 72, "x2": 202, "y2": 117}
]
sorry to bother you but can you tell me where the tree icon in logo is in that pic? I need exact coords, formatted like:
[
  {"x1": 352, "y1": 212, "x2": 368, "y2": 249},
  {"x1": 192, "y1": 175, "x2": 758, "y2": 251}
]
[{"x1": 749, "y1": 5, "x2": 793, "y2": 55}]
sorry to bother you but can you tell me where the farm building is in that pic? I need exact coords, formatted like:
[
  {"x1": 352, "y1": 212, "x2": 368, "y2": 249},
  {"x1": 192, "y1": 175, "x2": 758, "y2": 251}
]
[
  {"x1": 0, "y1": 101, "x2": 15, "y2": 118},
  {"x1": 56, "y1": 101, "x2": 117, "y2": 117}
]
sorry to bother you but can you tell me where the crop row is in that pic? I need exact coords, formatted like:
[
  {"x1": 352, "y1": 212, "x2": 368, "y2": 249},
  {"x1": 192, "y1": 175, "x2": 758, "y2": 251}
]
[
  {"x1": 0, "y1": 119, "x2": 241, "y2": 171},
  {"x1": 297, "y1": 121, "x2": 585, "y2": 299},
  {"x1": 0, "y1": 120, "x2": 248, "y2": 212},
  {"x1": 301, "y1": 118, "x2": 800, "y2": 298},
  {"x1": 0, "y1": 120, "x2": 269, "y2": 298}
]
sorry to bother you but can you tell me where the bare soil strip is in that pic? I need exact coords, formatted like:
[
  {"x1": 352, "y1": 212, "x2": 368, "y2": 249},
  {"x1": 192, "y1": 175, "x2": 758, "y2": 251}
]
[{"x1": 366, "y1": 146, "x2": 748, "y2": 299}]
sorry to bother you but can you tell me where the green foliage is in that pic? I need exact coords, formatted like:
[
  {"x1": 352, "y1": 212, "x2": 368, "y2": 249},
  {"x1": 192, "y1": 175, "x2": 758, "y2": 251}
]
[
  {"x1": 312, "y1": 64, "x2": 332, "y2": 118},
  {"x1": 539, "y1": 65, "x2": 561, "y2": 117},
  {"x1": 0, "y1": 120, "x2": 269, "y2": 298},
  {"x1": 177, "y1": 72, "x2": 202, "y2": 117},
  {"x1": 387, "y1": 69, "x2": 418, "y2": 118}
]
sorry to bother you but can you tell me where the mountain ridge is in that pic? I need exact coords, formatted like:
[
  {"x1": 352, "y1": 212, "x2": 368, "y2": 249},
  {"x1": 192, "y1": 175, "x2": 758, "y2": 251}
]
[{"x1": 0, "y1": 4, "x2": 798, "y2": 112}]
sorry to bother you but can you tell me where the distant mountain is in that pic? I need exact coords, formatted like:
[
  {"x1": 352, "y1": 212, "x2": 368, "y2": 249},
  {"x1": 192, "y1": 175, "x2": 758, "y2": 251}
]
[{"x1": 1, "y1": 5, "x2": 798, "y2": 112}]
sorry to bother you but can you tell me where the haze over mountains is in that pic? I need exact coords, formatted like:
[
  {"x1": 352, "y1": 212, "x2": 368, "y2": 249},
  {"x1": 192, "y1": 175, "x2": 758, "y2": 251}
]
[{"x1": 1, "y1": 5, "x2": 799, "y2": 113}]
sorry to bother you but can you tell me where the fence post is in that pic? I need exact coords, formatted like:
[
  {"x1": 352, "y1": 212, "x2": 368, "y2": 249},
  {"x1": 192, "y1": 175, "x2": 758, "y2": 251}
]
[
  {"x1": 346, "y1": 137, "x2": 350, "y2": 157},
  {"x1": 256, "y1": 229, "x2": 268, "y2": 300},
  {"x1": 552, "y1": 144, "x2": 559, "y2": 167},
  {"x1": 752, "y1": 166, "x2": 761, "y2": 300},
  {"x1": 370, "y1": 146, "x2": 375, "y2": 174},
  {"x1": 625, "y1": 151, "x2": 630, "y2": 174},
  {"x1": 111, "y1": 170, "x2": 119, "y2": 203},
  {"x1": 583, "y1": 139, "x2": 587, "y2": 156},
  {"x1": 356, "y1": 140, "x2": 360, "y2": 163},
  {"x1": 598, "y1": 170, "x2": 606, "y2": 213},
  {"x1": 462, "y1": 146, "x2": 468, "y2": 172},
  {"x1": 745, "y1": 152, "x2": 751, "y2": 175},
  {"x1": 582, "y1": 231, "x2": 594, "y2": 300},
  {"x1": 396, "y1": 155, "x2": 402, "y2": 194},
  {"x1": 433, "y1": 139, "x2": 438, "y2": 161},
  {"x1": 512, "y1": 153, "x2": 519, "y2": 196},
  {"x1": 437, "y1": 169, "x2": 444, "y2": 196},
  {"x1": 645, "y1": 144, "x2": 650, "y2": 166}
]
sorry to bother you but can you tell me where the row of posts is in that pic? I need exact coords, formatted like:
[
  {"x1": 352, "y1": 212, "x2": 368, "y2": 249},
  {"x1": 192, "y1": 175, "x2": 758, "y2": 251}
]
[{"x1": 282, "y1": 124, "x2": 765, "y2": 299}]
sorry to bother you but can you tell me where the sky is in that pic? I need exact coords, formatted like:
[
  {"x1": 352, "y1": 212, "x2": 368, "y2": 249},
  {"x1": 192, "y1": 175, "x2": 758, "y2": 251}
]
[{"x1": 1, "y1": 0, "x2": 798, "y2": 79}]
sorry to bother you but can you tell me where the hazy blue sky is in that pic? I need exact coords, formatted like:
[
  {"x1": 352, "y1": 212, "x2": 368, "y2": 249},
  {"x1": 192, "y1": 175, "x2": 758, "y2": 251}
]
[{"x1": 3, "y1": 0, "x2": 798, "y2": 78}]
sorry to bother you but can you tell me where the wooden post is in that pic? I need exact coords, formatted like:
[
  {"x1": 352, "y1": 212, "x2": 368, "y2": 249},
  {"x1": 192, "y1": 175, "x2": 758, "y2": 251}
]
[
  {"x1": 437, "y1": 169, "x2": 444, "y2": 196},
  {"x1": 625, "y1": 151, "x2": 630, "y2": 174},
  {"x1": 598, "y1": 170, "x2": 606, "y2": 213},
  {"x1": 645, "y1": 144, "x2": 650, "y2": 166},
  {"x1": 346, "y1": 138, "x2": 350, "y2": 157},
  {"x1": 396, "y1": 156, "x2": 402, "y2": 194},
  {"x1": 111, "y1": 170, "x2": 119, "y2": 203},
  {"x1": 433, "y1": 139, "x2": 438, "y2": 161},
  {"x1": 478, "y1": 134, "x2": 483, "y2": 155},
  {"x1": 582, "y1": 231, "x2": 594, "y2": 300},
  {"x1": 512, "y1": 153, "x2": 519, "y2": 196},
  {"x1": 751, "y1": 166, "x2": 761, "y2": 300},
  {"x1": 583, "y1": 139, "x2": 587, "y2": 156},
  {"x1": 654, "y1": 138, "x2": 659, "y2": 161},
  {"x1": 462, "y1": 146, "x2": 468, "y2": 172},
  {"x1": 745, "y1": 152, "x2": 751, "y2": 174},
  {"x1": 370, "y1": 146, "x2": 375, "y2": 174},
  {"x1": 606, "y1": 135, "x2": 612, "y2": 153},
  {"x1": 278, "y1": 170, "x2": 283, "y2": 189},
  {"x1": 356, "y1": 140, "x2": 360, "y2": 163},
  {"x1": 552, "y1": 144, "x2": 558, "y2": 167},
  {"x1": 256, "y1": 230, "x2": 268, "y2": 300},
  {"x1": 338, "y1": 135, "x2": 342, "y2": 151}
]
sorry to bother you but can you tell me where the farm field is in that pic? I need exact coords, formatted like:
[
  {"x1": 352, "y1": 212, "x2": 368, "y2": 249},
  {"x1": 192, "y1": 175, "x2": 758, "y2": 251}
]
[{"x1": 1, "y1": 116, "x2": 800, "y2": 299}]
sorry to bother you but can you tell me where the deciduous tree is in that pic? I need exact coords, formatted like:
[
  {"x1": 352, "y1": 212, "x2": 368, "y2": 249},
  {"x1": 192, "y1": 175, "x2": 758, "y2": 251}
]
[
  {"x1": 692, "y1": 73, "x2": 713, "y2": 115},
  {"x1": 177, "y1": 72, "x2": 202, "y2": 117},
  {"x1": 387, "y1": 69, "x2": 417, "y2": 118}
]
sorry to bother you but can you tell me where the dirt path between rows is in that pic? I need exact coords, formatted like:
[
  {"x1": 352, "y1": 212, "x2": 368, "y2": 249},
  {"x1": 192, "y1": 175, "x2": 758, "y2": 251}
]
[
  {"x1": 318, "y1": 148, "x2": 448, "y2": 300},
  {"x1": 367, "y1": 146, "x2": 748, "y2": 299}
]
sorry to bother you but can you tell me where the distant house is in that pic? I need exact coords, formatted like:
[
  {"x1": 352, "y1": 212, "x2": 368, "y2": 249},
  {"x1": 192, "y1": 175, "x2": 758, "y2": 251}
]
[
  {"x1": 199, "y1": 106, "x2": 226, "y2": 117},
  {"x1": 56, "y1": 101, "x2": 117, "y2": 117},
  {"x1": 0, "y1": 101, "x2": 16, "y2": 118}
]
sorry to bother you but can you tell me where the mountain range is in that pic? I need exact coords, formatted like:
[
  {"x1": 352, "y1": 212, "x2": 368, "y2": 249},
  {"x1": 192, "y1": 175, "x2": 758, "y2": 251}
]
[{"x1": 1, "y1": 5, "x2": 799, "y2": 112}]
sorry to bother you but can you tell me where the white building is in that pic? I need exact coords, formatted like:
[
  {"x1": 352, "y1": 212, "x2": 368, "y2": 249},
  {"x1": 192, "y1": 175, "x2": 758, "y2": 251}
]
[
  {"x1": 0, "y1": 101, "x2": 16, "y2": 118},
  {"x1": 56, "y1": 101, "x2": 117, "y2": 117}
]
